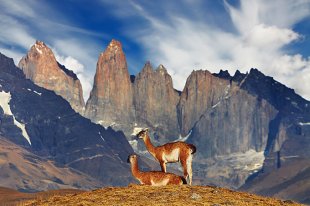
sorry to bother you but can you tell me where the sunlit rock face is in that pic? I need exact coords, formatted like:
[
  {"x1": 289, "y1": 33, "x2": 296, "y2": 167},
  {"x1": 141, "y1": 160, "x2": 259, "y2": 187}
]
[
  {"x1": 18, "y1": 41, "x2": 85, "y2": 113},
  {"x1": 85, "y1": 40, "x2": 134, "y2": 131}
]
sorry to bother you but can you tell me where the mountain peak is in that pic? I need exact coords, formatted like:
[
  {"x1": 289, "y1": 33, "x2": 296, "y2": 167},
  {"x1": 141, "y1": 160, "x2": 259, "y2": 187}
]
[
  {"x1": 0, "y1": 53, "x2": 24, "y2": 78},
  {"x1": 141, "y1": 61, "x2": 153, "y2": 74},
  {"x1": 18, "y1": 41, "x2": 85, "y2": 112},
  {"x1": 35, "y1": 40, "x2": 46, "y2": 47},
  {"x1": 213, "y1": 69, "x2": 231, "y2": 80},
  {"x1": 156, "y1": 64, "x2": 168, "y2": 76},
  {"x1": 85, "y1": 39, "x2": 134, "y2": 126},
  {"x1": 0, "y1": 52, "x2": 15, "y2": 68},
  {"x1": 31, "y1": 40, "x2": 51, "y2": 56},
  {"x1": 106, "y1": 39, "x2": 122, "y2": 53}
]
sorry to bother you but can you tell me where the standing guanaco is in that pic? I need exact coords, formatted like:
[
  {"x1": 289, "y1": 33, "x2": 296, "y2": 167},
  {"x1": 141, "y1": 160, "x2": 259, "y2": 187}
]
[{"x1": 136, "y1": 129, "x2": 196, "y2": 185}]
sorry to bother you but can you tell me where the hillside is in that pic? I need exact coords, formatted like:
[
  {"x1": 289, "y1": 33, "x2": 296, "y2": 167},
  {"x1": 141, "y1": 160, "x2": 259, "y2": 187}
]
[
  {"x1": 242, "y1": 159, "x2": 310, "y2": 205},
  {"x1": 23, "y1": 185, "x2": 302, "y2": 206},
  {"x1": 0, "y1": 137, "x2": 101, "y2": 191}
]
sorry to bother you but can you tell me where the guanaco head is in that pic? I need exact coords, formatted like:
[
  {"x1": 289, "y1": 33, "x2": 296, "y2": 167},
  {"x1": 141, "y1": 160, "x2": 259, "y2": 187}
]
[
  {"x1": 127, "y1": 154, "x2": 138, "y2": 163},
  {"x1": 136, "y1": 128, "x2": 149, "y2": 139}
]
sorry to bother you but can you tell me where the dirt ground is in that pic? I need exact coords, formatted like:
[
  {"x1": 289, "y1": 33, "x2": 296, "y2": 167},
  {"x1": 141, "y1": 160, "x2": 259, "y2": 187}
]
[{"x1": 21, "y1": 184, "x2": 303, "y2": 206}]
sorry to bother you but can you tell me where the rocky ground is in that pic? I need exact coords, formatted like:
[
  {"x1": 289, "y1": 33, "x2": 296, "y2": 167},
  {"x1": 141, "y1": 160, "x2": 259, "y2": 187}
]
[{"x1": 21, "y1": 185, "x2": 303, "y2": 206}]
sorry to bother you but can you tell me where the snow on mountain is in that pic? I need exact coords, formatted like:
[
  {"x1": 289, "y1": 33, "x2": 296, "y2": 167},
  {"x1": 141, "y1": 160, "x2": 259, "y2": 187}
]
[{"x1": 0, "y1": 91, "x2": 31, "y2": 145}]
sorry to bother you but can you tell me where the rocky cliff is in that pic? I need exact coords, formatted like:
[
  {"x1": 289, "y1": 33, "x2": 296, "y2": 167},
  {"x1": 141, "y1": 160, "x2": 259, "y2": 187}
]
[
  {"x1": 85, "y1": 41, "x2": 179, "y2": 140},
  {"x1": 85, "y1": 40, "x2": 134, "y2": 131},
  {"x1": 177, "y1": 70, "x2": 233, "y2": 136},
  {"x1": 133, "y1": 62, "x2": 180, "y2": 141},
  {"x1": 18, "y1": 41, "x2": 85, "y2": 113}
]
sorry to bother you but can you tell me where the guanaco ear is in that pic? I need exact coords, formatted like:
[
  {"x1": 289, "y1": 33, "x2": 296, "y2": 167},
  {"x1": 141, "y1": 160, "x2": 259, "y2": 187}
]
[{"x1": 127, "y1": 155, "x2": 131, "y2": 163}]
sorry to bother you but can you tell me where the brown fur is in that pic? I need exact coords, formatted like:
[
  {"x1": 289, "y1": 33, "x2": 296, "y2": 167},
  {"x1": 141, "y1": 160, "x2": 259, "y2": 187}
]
[
  {"x1": 137, "y1": 129, "x2": 196, "y2": 185},
  {"x1": 127, "y1": 154, "x2": 186, "y2": 186}
]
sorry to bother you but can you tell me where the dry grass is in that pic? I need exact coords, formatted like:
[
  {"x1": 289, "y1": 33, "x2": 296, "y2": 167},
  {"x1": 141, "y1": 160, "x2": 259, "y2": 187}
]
[
  {"x1": 0, "y1": 188, "x2": 84, "y2": 206},
  {"x1": 21, "y1": 185, "x2": 303, "y2": 206}
]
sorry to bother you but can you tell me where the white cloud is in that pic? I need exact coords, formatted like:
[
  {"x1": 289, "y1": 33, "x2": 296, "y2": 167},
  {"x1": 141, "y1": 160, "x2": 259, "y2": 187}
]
[
  {"x1": 0, "y1": 0, "x2": 36, "y2": 18},
  {"x1": 271, "y1": 54, "x2": 310, "y2": 100},
  {"x1": 244, "y1": 24, "x2": 300, "y2": 49},
  {"x1": 120, "y1": 0, "x2": 310, "y2": 100},
  {"x1": 0, "y1": 14, "x2": 35, "y2": 49}
]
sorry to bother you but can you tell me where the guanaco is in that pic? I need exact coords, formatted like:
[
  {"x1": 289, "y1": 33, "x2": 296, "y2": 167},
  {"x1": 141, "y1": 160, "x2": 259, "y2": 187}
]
[
  {"x1": 136, "y1": 129, "x2": 196, "y2": 185},
  {"x1": 127, "y1": 154, "x2": 186, "y2": 186}
]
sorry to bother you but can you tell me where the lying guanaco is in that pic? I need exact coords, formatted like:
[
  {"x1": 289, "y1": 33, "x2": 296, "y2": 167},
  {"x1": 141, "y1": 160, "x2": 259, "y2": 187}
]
[
  {"x1": 127, "y1": 154, "x2": 186, "y2": 186},
  {"x1": 136, "y1": 129, "x2": 196, "y2": 185}
]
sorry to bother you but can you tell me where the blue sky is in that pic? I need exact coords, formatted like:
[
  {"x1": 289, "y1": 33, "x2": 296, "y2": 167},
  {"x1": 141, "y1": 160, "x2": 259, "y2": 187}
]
[{"x1": 0, "y1": 0, "x2": 310, "y2": 100}]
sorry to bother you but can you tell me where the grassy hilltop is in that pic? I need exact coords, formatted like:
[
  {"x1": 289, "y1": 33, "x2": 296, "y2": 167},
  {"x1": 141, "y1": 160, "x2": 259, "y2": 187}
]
[{"x1": 21, "y1": 185, "x2": 302, "y2": 206}]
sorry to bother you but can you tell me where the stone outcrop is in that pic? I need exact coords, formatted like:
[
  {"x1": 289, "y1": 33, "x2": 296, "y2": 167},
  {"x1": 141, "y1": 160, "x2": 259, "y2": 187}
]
[
  {"x1": 133, "y1": 62, "x2": 180, "y2": 141},
  {"x1": 18, "y1": 41, "x2": 85, "y2": 113},
  {"x1": 177, "y1": 70, "x2": 231, "y2": 136},
  {"x1": 85, "y1": 40, "x2": 134, "y2": 130},
  {"x1": 188, "y1": 83, "x2": 277, "y2": 158}
]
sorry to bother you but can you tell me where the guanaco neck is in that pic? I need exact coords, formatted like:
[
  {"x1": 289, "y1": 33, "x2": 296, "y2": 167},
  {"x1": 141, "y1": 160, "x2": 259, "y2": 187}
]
[
  {"x1": 143, "y1": 134, "x2": 156, "y2": 157},
  {"x1": 130, "y1": 158, "x2": 142, "y2": 178}
]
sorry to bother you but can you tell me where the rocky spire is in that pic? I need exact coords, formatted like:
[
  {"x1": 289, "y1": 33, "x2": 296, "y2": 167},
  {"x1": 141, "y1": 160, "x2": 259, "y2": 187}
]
[
  {"x1": 85, "y1": 39, "x2": 134, "y2": 128},
  {"x1": 133, "y1": 62, "x2": 180, "y2": 141},
  {"x1": 18, "y1": 41, "x2": 85, "y2": 113}
]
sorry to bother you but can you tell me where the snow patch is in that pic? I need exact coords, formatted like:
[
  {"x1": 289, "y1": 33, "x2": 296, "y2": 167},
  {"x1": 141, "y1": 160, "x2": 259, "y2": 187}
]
[
  {"x1": 212, "y1": 101, "x2": 221, "y2": 109},
  {"x1": 33, "y1": 90, "x2": 42, "y2": 96},
  {"x1": 176, "y1": 130, "x2": 192, "y2": 142},
  {"x1": 128, "y1": 139, "x2": 138, "y2": 151},
  {"x1": 34, "y1": 44, "x2": 43, "y2": 54},
  {"x1": 131, "y1": 127, "x2": 145, "y2": 136},
  {"x1": 36, "y1": 48, "x2": 42, "y2": 54},
  {"x1": 67, "y1": 154, "x2": 105, "y2": 165},
  {"x1": 98, "y1": 131, "x2": 105, "y2": 142},
  {"x1": 97, "y1": 120, "x2": 116, "y2": 129},
  {"x1": 239, "y1": 73, "x2": 249, "y2": 87},
  {"x1": 215, "y1": 149, "x2": 265, "y2": 173},
  {"x1": 0, "y1": 91, "x2": 31, "y2": 145},
  {"x1": 27, "y1": 88, "x2": 42, "y2": 96},
  {"x1": 299, "y1": 122, "x2": 310, "y2": 126}
]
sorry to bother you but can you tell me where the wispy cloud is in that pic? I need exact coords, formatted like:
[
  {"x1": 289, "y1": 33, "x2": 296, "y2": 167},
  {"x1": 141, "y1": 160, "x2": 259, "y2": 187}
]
[
  {"x1": 105, "y1": 0, "x2": 310, "y2": 99},
  {"x1": 0, "y1": 0, "x2": 105, "y2": 100}
]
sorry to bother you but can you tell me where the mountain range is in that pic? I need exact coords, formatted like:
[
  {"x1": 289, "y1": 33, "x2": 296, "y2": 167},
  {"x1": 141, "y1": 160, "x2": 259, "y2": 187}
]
[{"x1": 1, "y1": 39, "x2": 310, "y2": 204}]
